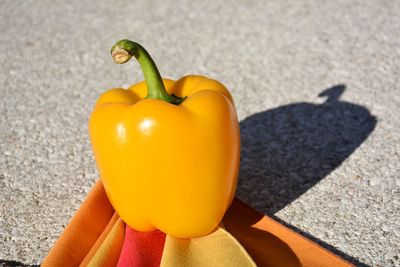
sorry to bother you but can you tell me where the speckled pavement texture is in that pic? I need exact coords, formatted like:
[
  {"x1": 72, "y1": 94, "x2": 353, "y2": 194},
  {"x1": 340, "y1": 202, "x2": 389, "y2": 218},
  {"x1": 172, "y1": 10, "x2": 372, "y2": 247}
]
[{"x1": 0, "y1": 0, "x2": 399, "y2": 266}]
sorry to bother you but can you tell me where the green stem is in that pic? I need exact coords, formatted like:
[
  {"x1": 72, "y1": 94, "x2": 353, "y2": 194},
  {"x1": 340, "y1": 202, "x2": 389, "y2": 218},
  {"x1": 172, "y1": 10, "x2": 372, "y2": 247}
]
[{"x1": 111, "y1": 39, "x2": 185, "y2": 105}]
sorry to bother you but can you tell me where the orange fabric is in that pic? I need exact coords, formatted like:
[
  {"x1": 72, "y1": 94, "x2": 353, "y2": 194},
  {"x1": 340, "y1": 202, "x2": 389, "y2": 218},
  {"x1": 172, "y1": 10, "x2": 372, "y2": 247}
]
[
  {"x1": 42, "y1": 180, "x2": 114, "y2": 267},
  {"x1": 80, "y1": 212, "x2": 119, "y2": 266},
  {"x1": 80, "y1": 212, "x2": 125, "y2": 267},
  {"x1": 86, "y1": 217, "x2": 125, "y2": 266},
  {"x1": 223, "y1": 199, "x2": 353, "y2": 267},
  {"x1": 43, "y1": 180, "x2": 352, "y2": 267}
]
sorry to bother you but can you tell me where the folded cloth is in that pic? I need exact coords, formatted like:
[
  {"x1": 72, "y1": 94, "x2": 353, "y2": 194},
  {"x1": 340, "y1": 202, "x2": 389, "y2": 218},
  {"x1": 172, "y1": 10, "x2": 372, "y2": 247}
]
[
  {"x1": 116, "y1": 226, "x2": 166, "y2": 267},
  {"x1": 160, "y1": 227, "x2": 256, "y2": 267},
  {"x1": 80, "y1": 213, "x2": 125, "y2": 267},
  {"x1": 42, "y1": 181, "x2": 114, "y2": 267},
  {"x1": 224, "y1": 200, "x2": 352, "y2": 267},
  {"x1": 43, "y1": 180, "x2": 352, "y2": 267}
]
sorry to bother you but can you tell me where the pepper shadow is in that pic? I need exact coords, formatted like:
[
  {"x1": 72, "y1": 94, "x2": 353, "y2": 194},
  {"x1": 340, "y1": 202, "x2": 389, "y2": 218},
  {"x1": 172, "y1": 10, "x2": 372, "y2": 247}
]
[
  {"x1": 224, "y1": 199, "x2": 302, "y2": 267},
  {"x1": 0, "y1": 260, "x2": 39, "y2": 267},
  {"x1": 237, "y1": 84, "x2": 376, "y2": 266}
]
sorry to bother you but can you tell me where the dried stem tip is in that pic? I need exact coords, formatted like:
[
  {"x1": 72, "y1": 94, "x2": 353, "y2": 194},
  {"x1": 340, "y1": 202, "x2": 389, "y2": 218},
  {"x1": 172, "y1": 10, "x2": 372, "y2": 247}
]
[{"x1": 111, "y1": 47, "x2": 132, "y2": 64}]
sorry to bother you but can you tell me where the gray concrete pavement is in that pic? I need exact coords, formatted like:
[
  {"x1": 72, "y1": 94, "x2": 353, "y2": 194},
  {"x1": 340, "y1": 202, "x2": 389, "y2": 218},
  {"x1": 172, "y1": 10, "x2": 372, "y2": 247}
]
[{"x1": 1, "y1": 0, "x2": 399, "y2": 266}]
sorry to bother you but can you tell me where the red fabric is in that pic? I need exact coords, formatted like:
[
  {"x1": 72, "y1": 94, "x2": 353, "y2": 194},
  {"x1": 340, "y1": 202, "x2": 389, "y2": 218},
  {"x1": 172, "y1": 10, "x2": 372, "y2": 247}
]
[{"x1": 117, "y1": 225, "x2": 166, "y2": 267}]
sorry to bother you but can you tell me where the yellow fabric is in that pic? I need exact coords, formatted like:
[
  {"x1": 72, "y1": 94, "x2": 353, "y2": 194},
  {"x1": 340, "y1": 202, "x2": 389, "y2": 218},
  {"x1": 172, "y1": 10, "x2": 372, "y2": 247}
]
[
  {"x1": 86, "y1": 217, "x2": 125, "y2": 267},
  {"x1": 80, "y1": 212, "x2": 120, "y2": 266},
  {"x1": 160, "y1": 227, "x2": 256, "y2": 267},
  {"x1": 43, "y1": 180, "x2": 352, "y2": 267}
]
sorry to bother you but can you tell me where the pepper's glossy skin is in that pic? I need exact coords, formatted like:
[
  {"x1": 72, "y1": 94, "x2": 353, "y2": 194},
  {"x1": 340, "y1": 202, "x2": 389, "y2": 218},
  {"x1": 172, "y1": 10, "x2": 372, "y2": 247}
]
[{"x1": 89, "y1": 75, "x2": 240, "y2": 238}]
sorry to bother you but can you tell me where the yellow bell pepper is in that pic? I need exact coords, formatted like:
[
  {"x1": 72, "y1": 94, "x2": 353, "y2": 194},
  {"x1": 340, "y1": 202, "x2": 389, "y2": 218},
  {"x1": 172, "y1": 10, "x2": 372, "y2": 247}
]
[{"x1": 89, "y1": 40, "x2": 240, "y2": 238}]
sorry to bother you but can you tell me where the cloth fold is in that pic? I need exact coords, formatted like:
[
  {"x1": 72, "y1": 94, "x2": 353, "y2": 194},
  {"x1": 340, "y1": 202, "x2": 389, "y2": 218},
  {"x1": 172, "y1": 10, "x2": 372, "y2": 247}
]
[
  {"x1": 223, "y1": 199, "x2": 352, "y2": 267},
  {"x1": 42, "y1": 181, "x2": 114, "y2": 267},
  {"x1": 81, "y1": 213, "x2": 125, "y2": 267},
  {"x1": 160, "y1": 227, "x2": 256, "y2": 267},
  {"x1": 43, "y1": 180, "x2": 352, "y2": 267},
  {"x1": 116, "y1": 226, "x2": 166, "y2": 267}
]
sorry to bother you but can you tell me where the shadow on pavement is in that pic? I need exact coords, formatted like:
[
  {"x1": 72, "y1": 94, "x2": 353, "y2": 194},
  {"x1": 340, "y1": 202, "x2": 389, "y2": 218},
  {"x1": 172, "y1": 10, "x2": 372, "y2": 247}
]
[
  {"x1": 237, "y1": 84, "x2": 376, "y2": 266},
  {"x1": 0, "y1": 260, "x2": 39, "y2": 267}
]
